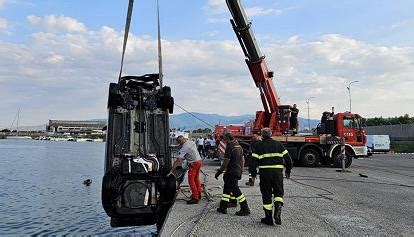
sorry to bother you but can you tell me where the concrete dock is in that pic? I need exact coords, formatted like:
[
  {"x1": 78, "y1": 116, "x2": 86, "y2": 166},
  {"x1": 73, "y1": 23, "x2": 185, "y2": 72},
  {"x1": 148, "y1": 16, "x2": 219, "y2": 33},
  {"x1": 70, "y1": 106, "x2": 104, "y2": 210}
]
[{"x1": 160, "y1": 154, "x2": 414, "y2": 236}]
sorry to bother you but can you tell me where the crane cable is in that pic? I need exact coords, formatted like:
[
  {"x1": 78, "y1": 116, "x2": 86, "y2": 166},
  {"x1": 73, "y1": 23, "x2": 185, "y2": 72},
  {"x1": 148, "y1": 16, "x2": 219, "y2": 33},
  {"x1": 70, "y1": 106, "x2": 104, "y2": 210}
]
[
  {"x1": 174, "y1": 102, "x2": 215, "y2": 129},
  {"x1": 118, "y1": 0, "x2": 134, "y2": 82},
  {"x1": 157, "y1": 0, "x2": 163, "y2": 87},
  {"x1": 118, "y1": 0, "x2": 164, "y2": 85}
]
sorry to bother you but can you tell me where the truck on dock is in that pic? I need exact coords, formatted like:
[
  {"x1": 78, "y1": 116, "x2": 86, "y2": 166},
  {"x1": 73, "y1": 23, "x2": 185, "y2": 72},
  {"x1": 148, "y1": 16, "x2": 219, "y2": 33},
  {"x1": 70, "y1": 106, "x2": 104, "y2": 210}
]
[{"x1": 217, "y1": 0, "x2": 367, "y2": 168}]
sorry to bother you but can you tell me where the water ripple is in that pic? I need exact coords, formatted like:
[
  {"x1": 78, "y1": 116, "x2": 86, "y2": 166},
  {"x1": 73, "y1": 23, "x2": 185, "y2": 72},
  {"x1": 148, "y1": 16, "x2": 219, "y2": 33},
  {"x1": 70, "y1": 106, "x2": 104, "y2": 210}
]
[{"x1": 0, "y1": 140, "x2": 155, "y2": 235}]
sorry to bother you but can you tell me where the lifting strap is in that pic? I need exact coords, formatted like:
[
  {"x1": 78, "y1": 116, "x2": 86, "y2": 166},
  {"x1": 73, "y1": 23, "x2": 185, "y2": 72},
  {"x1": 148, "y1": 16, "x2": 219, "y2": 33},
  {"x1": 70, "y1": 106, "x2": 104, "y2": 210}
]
[
  {"x1": 118, "y1": 0, "x2": 134, "y2": 82},
  {"x1": 118, "y1": 0, "x2": 164, "y2": 87},
  {"x1": 157, "y1": 0, "x2": 163, "y2": 87}
]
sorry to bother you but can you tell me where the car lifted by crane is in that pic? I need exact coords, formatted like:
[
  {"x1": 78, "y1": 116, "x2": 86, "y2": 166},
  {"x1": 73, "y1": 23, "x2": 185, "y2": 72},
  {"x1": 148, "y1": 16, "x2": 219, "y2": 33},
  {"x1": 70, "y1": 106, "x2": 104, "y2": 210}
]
[
  {"x1": 215, "y1": 0, "x2": 367, "y2": 168},
  {"x1": 102, "y1": 0, "x2": 176, "y2": 229}
]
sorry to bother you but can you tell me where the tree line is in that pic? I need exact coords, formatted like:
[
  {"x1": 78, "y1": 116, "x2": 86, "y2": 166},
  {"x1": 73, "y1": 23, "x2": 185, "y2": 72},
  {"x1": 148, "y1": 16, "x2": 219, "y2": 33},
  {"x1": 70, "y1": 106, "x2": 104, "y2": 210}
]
[
  {"x1": 192, "y1": 128, "x2": 212, "y2": 133},
  {"x1": 363, "y1": 114, "x2": 414, "y2": 126}
]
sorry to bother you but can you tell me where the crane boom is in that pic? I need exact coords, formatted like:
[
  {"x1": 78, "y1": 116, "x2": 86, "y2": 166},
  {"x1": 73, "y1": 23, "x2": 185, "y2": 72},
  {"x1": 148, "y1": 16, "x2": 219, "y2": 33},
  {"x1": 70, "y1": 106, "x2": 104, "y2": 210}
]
[
  {"x1": 226, "y1": 0, "x2": 262, "y2": 62},
  {"x1": 226, "y1": 0, "x2": 285, "y2": 134}
]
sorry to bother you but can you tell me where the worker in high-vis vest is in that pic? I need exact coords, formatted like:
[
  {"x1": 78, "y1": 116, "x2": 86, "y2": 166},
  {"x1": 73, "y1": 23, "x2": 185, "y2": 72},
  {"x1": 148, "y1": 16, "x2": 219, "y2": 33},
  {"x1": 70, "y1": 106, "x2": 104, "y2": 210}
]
[
  {"x1": 250, "y1": 127, "x2": 293, "y2": 225},
  {"x1": 215, "y1": 132, "x2": 250, "y2": 216}
]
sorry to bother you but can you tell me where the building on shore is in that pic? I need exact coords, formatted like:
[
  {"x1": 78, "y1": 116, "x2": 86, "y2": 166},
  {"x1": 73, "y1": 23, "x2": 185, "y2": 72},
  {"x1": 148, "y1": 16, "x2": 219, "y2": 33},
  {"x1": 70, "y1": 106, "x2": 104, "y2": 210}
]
[{"x1": 47, "y1": 120, "x2": 106, "y2": 135}]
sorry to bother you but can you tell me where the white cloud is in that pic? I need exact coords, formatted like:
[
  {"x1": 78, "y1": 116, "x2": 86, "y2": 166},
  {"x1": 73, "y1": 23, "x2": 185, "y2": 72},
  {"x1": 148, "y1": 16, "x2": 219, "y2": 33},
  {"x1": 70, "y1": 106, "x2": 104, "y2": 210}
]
[
  {"x1": 287, "y1": 35, "x2": 300, "y2": 44},
  {"x1": 27, "y1": 15, "x2": 87, "y2": 33},
  {"x1": 246, "y1": 7, "x2": 282, "y2": 17},
  {"x1": 204, "y1": 0, "x2": 227, "y2": 14},
  {"x1": 0, "y1": 15, "x2": 413, "y2": 127},
  {"x1": 204, "y1": 30, "x2": 220, "y2": 37},
  {"x1": 0, "y1": 18, "x2": 7, "y2": 30},
  {"x1": 0, "y1": 0, "x2": 6, "y2": 8},
  {"x1": 207, "y1": 18, "x2": 227, "y2": 24},
  {"x1": 45, "y1": 53, "x2": 65, "y2": 64}
]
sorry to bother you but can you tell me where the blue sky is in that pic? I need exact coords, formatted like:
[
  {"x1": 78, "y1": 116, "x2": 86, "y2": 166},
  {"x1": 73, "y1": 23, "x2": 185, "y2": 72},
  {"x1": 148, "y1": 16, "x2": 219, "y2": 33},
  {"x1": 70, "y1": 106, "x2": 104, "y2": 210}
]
[
  {"x1": 4, "y1": 0, "x2": 413, "y2": 44},
  {"x1": 0, "y1": 0, "x2": 414, "y2": 127}
]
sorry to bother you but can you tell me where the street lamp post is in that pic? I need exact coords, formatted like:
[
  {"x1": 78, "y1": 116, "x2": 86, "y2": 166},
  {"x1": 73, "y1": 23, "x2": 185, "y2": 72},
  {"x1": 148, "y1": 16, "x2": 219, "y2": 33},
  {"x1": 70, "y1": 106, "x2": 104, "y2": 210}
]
[
  {"x1": 347, "y1": 81, "x2": 359, "y2": 112},
  {"x1": 306, "y1": 97, "x2": 315, "y2": 131}
]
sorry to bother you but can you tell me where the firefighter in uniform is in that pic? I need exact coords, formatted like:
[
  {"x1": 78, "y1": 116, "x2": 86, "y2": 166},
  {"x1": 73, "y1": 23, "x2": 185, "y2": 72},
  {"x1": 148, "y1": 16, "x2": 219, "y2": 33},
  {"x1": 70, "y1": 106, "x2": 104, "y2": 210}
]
[
  {"x1": 246, "y1": 133, "x2": 261, "y2": 186},
  {"x1": 251, "y1": 127, "x2": 293, "y2": 225},
  {"x1": 215, "y1": 132, "x2": 250, "y2": 216},
  {"x1": 289, "y1": 104, "x2": 299, "y2": 135}
]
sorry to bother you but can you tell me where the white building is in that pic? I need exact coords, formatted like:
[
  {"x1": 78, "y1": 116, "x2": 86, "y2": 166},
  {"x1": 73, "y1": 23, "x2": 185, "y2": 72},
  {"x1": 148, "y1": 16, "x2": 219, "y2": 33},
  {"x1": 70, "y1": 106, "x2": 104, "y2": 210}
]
[{"x1": 47, "y1": 120, "x2": 106, "y2": 135}]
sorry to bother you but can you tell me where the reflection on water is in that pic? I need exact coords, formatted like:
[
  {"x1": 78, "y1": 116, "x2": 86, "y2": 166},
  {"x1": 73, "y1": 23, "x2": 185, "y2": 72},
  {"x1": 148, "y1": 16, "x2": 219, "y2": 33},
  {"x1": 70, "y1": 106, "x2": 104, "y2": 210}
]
[{"x1": 0, "y1": 139, "x2": 156, "y2": 236}]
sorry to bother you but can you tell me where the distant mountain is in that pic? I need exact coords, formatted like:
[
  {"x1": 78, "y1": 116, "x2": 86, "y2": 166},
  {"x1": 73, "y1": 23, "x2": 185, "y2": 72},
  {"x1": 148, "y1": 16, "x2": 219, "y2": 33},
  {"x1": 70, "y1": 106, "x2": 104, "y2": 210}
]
[
  {"x1": 298, "y1": 117, "x2": 320, "y2": 131},
  {"x1": 170, "y1": 112, "x2": 320, "y2": 131},
  {"x1": 170, "y1": 113, "x2": 254, "y2": 131}
]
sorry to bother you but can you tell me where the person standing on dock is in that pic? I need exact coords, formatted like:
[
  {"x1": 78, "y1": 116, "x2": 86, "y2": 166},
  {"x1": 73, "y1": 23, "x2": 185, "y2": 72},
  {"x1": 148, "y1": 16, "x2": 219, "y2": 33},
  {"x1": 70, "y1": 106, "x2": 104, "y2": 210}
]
[
  {"x1": 196, "y1": 136, "x2": 205, "y2": 157},
  {"x1": 168, "y1": 135, "x2": 203, "y2": 204},
  {"x1": 215, "y1": 132, "x2": 251, "y2": 216},
  {"x1": 289, "y1": 104, "x2": 299, "y2": 134},
  {"x1": 246, "y1": 133, "x2": 261, "y2": 186},
  {"x1": 251, "y1": 127, "x2": 293, "y2": 225}
]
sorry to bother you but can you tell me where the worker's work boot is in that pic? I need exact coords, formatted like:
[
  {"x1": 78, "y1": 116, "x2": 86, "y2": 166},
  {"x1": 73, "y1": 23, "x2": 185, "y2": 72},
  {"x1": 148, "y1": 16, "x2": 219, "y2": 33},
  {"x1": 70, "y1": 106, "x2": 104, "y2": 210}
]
[
  {"x1": 216, "y1": 200, "x2": 228, "y2": 214},
  {"x1": 186, "y1": 198, "x2": 199, "y2": 205},
  {"x1": 245, "y1": 178, "x2": 254, "y2": 186},
  {"x1": 261, "y1": 210, "x2": 274, "y2": 226},
  {"x1": 274, "y1": 202, "x2": 282, "y2": 225},
  {"x1": 235, "y1": 201, "x2": 251, "y2": 216}
]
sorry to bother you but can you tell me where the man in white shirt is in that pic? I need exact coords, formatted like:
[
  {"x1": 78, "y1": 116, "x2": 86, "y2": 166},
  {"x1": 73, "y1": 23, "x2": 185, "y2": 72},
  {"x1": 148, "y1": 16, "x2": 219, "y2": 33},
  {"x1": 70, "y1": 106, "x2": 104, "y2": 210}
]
[
  {"x1": 169, "y1": 136, "x2": 203, "y2": 204},
  {"x1": 196, "y1": 136, "x2": 205, "y2": 157}
]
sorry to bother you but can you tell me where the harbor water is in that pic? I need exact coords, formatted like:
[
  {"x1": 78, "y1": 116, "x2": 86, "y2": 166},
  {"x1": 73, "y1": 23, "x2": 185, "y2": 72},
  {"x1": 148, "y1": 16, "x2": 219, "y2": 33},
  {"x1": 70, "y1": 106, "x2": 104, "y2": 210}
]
[{"x1": 0, "y1": 139, "x2": 156, "y2": 236}]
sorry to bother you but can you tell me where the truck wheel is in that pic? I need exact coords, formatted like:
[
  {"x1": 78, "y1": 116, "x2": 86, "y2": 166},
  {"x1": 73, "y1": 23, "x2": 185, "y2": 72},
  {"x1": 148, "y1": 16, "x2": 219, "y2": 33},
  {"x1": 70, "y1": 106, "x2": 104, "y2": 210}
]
[
  {"x1": 332, "y1": 150, "x2": 353, "y2": 168},
  {"x1": 299, "y1": 148, "x2": 320, "y2": 167}
]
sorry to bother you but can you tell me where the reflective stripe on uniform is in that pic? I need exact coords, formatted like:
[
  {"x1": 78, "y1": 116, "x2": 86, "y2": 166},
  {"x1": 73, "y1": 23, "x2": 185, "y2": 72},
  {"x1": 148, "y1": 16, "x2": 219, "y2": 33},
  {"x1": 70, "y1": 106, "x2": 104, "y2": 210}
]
[
  {"x1": 236, "y1": 194, "x2": 246, "y2": 203},
  {"x1": 230, "y1": 196, "x2": 236, "y2": 200},
  {"x1": 258, "y1": 165, "x2": 284, "y2": 169},
  {"x1": 263, "y1": 203, "x2": 273, "y2": 210},
  {"x1": 252, "y1": 150, "x2": 288, "y2": 159},
  {"x1": 273, "y1": 197, "x2": 283, "y2": 203},
  {"x1": 221, "y1": 194, "x2": 230, "y2": 202}
]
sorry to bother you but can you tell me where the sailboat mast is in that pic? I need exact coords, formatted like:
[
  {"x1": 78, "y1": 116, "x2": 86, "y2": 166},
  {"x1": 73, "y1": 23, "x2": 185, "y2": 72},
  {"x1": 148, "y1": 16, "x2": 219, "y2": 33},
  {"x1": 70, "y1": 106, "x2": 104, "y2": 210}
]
[{"x1": 17, "y1": 108, "x2": 20, "y2": 136}]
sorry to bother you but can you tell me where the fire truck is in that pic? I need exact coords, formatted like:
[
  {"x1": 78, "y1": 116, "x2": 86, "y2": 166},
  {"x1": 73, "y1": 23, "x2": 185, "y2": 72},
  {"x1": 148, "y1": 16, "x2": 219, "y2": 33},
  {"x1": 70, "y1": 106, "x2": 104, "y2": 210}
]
[{"x1": 216, "y1": 0, "x2": 367, "y2": 168}]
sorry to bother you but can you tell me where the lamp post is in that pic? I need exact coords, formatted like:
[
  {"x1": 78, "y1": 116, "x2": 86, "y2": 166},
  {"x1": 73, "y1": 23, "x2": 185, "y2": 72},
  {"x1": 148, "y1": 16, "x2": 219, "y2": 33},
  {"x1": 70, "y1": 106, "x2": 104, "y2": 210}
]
[
  {"x1": 347, "y1": 81, "x2": 359, "y2": 112},
  {"x1": 306, "y1": 97, "x2": 315, "y2": 131}
]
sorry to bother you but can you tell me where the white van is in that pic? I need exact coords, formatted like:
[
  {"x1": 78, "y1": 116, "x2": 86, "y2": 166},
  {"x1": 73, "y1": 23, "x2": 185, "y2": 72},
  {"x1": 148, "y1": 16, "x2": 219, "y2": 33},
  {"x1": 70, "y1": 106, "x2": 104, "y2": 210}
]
[{"x1": 366, "y1": 135, "x2": 390, "y2": 153}]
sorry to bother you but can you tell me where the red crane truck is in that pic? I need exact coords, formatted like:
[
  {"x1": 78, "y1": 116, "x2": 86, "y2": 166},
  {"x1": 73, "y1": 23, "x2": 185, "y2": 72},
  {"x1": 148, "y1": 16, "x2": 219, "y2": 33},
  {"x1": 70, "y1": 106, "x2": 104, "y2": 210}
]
[{"x1": 216, "y1": 0, "x2": 367, "y2": 168}]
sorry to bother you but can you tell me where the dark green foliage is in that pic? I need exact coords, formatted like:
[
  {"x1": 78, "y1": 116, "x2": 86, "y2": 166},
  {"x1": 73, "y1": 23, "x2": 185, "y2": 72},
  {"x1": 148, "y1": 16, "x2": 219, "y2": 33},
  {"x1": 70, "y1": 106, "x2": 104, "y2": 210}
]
[
  {"x1": 363, "y1": 114, "x2": 414, "y2": 126},
  {"x1": 83, "y1": 133, "x2": 106, "y2": 140},
  {"x1": 192, "y1": 128, "x2": 212, "y2": 134},
  {"x1": 391, "y1": 141, "x2": 414, "y2": 153}
]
